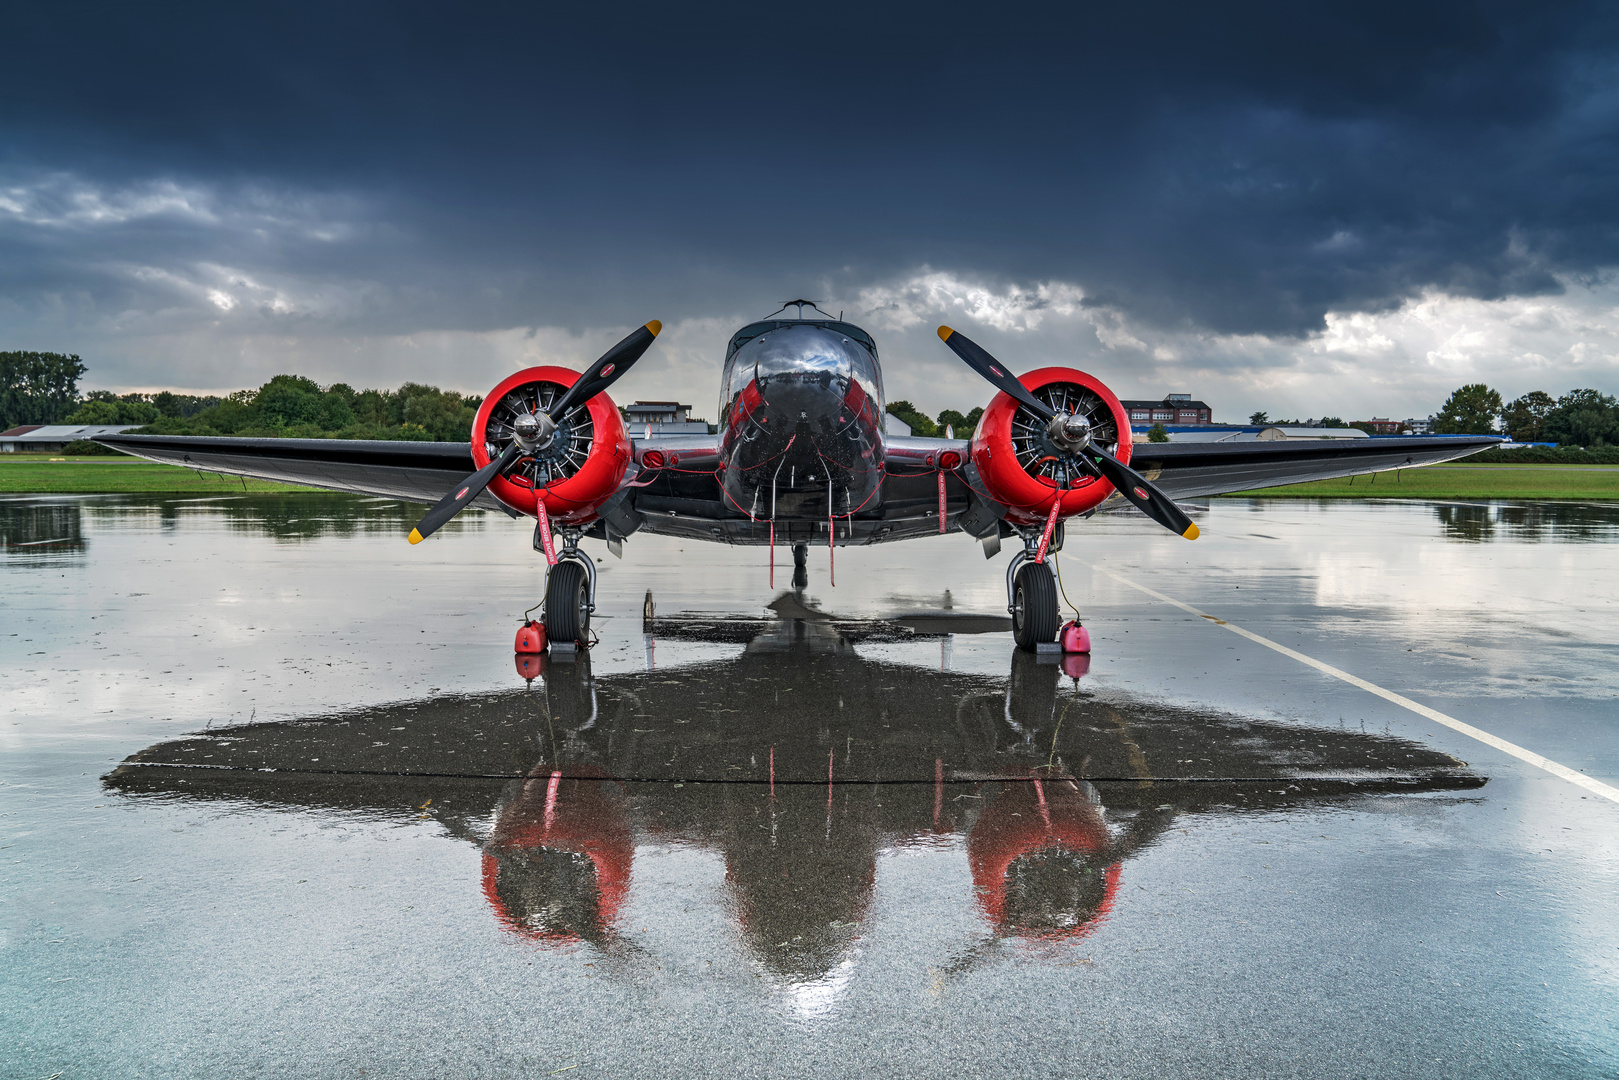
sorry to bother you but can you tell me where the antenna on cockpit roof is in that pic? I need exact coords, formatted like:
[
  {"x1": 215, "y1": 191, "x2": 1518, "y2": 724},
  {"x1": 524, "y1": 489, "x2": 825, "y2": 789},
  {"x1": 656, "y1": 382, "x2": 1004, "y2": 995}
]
[{"x1": 766, "y1": 298, "x2": 839, "y2": 320}]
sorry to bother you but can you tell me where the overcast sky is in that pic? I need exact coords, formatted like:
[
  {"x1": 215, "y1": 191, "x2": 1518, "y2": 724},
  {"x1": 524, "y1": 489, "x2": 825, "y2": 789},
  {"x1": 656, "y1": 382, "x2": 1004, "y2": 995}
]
[{"x1": 3, "y1": 1, "x2": 1617, "y2": 422}]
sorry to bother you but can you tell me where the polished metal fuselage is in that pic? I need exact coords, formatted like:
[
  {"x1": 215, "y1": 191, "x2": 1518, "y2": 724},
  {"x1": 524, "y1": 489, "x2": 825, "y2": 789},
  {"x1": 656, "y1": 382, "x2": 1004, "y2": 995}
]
[{"x1": 717, "y1": 323, "x2": 887, "y2": 526}]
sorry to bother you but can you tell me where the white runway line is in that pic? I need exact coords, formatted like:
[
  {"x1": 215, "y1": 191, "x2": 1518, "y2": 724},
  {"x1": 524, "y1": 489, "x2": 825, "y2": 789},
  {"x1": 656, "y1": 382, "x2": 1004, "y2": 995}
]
[{"x1": 1082, "y1": 562, "x2": 1619, "y2": 806}]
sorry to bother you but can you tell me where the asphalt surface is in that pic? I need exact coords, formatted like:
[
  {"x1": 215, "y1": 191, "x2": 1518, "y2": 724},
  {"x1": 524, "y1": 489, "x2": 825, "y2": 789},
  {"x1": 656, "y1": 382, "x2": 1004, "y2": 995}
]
[{"x1": 3, "y1": 494, "x2": 1618, "y2": 1078}]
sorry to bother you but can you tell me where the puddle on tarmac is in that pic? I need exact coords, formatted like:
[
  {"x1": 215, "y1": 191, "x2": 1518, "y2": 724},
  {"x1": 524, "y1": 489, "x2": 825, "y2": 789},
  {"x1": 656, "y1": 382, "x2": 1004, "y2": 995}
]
[{"x1": 106, "y1": 623, "x2": 1481, "y2": 983}]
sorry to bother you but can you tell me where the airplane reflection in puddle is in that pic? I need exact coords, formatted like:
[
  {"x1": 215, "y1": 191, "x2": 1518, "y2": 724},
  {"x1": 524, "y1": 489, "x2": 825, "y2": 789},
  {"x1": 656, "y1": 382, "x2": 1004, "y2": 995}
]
[{"x1": 106, "y1": 619, "x2": 1482, "y2": 987}]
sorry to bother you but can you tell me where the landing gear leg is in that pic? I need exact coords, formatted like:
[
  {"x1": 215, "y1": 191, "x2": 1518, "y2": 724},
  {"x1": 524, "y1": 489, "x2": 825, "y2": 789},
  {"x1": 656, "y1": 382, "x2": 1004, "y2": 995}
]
[{"x1": 791, "y1": 542, "x2": 809, "y2": 590}]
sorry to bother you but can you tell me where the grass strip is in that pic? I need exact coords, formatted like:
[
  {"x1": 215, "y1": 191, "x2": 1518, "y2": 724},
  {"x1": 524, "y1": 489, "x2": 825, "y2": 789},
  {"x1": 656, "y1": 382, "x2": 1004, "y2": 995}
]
[
  {"x1": 1223, "y1": 463, "x2": 1619, "y2": 500},
  {"x1": 0, "y1": 456, "x2": 303, "y2": 493}
]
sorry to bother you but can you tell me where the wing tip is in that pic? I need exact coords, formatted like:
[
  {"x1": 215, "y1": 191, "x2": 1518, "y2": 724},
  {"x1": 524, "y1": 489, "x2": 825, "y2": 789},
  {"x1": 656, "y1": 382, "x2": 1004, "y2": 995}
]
[{"x1": 408, "y1": 528, "x2": 424, "y2": 545}]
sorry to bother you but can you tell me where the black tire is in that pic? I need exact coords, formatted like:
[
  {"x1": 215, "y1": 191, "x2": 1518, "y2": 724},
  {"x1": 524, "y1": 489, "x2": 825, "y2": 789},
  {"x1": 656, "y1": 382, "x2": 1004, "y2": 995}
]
[
  {"x1": 1012, "y1": 561, "x2": 1060, "y2": 651},
  {"x1": 544, "y1": 560, "x2": 590, "y2": 644}
]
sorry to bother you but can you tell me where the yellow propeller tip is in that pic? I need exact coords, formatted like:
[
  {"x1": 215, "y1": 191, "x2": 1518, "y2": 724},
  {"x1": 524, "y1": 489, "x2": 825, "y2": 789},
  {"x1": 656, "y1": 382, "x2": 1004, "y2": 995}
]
[
  {"x1": 645, "y1": 319, "x2": 663, "y2": 336},
  {"x1": 1182, "y1": 523, "x2": 1200, "y2": 540},
  {"x1": 937, "y1": 326, "x2": 954, "y2": 341},
  {"x1": 408, "y1": 528, "x2": 424, "y2": 545}
]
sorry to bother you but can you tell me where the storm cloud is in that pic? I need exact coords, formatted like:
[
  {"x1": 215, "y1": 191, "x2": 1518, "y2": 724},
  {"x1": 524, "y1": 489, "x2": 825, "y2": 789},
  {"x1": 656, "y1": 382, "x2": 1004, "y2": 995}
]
[{"x1": 2, "y1": 0, "x2": 1617, "y2": 417}]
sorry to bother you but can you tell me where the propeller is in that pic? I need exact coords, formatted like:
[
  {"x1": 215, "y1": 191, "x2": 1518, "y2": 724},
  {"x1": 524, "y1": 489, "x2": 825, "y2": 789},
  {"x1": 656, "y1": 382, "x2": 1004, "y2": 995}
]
[
  {"x1": 936, "y1": 326, "x2": 1199, "y2": 541},
  {"x1": 408, "y1": 320, "x2": 662, "y2": 544}
]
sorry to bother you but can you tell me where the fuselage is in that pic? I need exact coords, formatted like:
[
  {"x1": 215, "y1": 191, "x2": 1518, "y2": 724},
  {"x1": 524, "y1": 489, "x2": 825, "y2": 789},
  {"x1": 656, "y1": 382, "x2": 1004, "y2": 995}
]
[{"x1": 716, "y1": 320, "x2": 887, "y2": 525}]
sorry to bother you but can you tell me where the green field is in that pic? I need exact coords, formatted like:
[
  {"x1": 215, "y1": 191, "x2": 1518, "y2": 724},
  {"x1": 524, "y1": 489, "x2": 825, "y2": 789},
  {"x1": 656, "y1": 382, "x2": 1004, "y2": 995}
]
[
  {"x1": 3, "y1": 454, "x2": 1617, "y2": 500},
  {"x1": 0, "y1": 455, "x2": 302, "y2": 493},
  {"x1": 1226, "y1": 463, "x2": 1619, "y2": 500}
]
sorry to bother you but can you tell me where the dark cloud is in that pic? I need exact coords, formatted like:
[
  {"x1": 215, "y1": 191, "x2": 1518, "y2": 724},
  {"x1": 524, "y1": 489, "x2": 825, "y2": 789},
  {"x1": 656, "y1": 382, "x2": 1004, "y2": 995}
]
[{"x1": 2, "y1": 0, "x2": 1617, "y2": 337}]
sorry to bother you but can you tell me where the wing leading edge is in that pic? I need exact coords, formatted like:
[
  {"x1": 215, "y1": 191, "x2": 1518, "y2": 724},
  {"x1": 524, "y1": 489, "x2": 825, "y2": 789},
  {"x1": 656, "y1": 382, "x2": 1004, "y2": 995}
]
[
  {"x1": 93, "y1": 434, "x2": 513, "y2": 512},
  {"x1": 1125, "y1": 434, "x2": 1502, "y2": 500},
  {"x1": 93, "y1": 431, "x2": 729, "y2": 518}
]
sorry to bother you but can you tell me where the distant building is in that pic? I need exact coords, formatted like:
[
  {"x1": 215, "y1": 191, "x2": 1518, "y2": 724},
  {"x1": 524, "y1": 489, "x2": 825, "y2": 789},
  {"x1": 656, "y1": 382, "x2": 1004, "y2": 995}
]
[
  {"x1": 622, "y1": 401, "x2": 709, "y2": 435},
  {"x1": 1354, "y1": 417, "x2": 1404, "y2": 434},
  {"x1": 0, "y1": 424, "x2": 140, "y2": 452},
  {"x1": 1121, "y1": 393, "x2": 1214, "y2": 426},
  {"x1": 625, "y1": 401, "x2": 689, "y2": 424},
  {"x1": 1404, "y1": 416, "x2": 1435, "y2": 434}
]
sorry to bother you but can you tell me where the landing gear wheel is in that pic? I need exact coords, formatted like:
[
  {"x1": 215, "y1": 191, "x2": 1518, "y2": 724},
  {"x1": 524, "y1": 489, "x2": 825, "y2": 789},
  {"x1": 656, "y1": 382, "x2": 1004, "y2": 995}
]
[
  {"x1": 1012, "y1": 561, "x2": 1060, "y2": 651},
  {"x1": 544, "y1": 560, "x2": 590, "y2": 645}
]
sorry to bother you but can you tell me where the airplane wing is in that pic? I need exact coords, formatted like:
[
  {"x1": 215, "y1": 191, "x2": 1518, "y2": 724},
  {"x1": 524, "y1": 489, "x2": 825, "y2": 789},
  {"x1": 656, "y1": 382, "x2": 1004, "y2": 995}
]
[
  {"x1": 1125, "y1": 434, "x2": 1501, "y2": 500},
  {"x1": 93, "y1": 433, "x2": 516, "y2": 513},
  {"x1": 881, "y1": 432, "x2": 1500, "y2": 542},
  {"x1": 887, "y1": 432, "x2": 1500, "y2": 504},
  {"x1": 95, "y1": 430, "x2": 1501, "y2": 543}
]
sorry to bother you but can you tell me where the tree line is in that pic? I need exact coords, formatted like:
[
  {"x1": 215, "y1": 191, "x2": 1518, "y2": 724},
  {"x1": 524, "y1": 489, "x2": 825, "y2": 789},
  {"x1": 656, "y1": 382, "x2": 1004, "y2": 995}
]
[
  {"x1": 1418, "y1": 384, "x2": 1619, "y2": 445},
  {"x1": 125, "y1": 376, "x2": 482, "y2": 443},
  {"x1": 884, "y1": 402, "x2": 984, "y2": 438},
  {"x1": 1, "y1": 352, "x2": 481, "y2": 445},
  {"x1": 1247, "y1": 384, "x2": 1619, "y2": 445}
]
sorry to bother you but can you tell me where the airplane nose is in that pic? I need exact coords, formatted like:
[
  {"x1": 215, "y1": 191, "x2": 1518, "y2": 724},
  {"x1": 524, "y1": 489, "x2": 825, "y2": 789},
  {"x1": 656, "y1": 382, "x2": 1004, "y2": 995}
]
[{"x1": 718, "y1": 320, "x2": 887, "y2": 528}]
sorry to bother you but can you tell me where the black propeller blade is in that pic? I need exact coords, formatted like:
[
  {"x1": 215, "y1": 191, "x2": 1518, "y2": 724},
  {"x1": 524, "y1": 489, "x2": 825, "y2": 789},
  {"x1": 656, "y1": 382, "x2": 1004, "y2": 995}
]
[
  {"x1": 407, "y1": 442, "x2": 521, "y2": 545},
  {"x1": 937, "y1": 326, "x2": 1057, "y2": 421},
  {"x1": 935, "y1": 325, "x2": 1199, "y2": 541},
  {"x1": 408, "y1": 320, "x2": 662, "y2": 545},
  {"x1": 1082, "y1": 444, "x2": 1200, "y2": 540},
  {"x1": 549, "y1": 320, "x2": 662, "y2": 420}
]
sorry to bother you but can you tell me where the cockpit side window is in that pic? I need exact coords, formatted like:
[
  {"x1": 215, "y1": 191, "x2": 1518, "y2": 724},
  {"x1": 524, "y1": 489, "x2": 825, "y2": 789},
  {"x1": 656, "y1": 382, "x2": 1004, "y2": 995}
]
[
  {"x1": 721, "y1": 346, "x2": 764, "y2": 433},
  {"x1": 841, "y1": 333, "x2": 882, "y2": 405}
]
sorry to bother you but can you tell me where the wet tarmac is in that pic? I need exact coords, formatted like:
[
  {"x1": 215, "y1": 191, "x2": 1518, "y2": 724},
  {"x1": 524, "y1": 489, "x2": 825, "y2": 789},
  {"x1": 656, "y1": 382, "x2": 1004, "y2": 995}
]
[{"x1": 4, "y1": 495, "x2": 1619, "y2": 1078}]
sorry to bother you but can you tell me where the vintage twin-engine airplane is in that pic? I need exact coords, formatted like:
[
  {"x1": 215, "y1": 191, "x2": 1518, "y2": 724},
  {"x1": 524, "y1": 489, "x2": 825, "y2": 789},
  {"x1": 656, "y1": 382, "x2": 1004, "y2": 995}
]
[{"x1": 99, "y1": 301, "x2": 1499, "y2": 650}]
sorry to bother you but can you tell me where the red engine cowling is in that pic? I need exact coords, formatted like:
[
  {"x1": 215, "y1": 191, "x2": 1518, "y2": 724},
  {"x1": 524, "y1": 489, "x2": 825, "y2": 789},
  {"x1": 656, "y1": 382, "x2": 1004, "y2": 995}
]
[
  {"x1": 472, "y1": 365, "x2": 632, "y2": 525},
  {"x1": 970, "y1": 366, "x2": 1133, "y2": 527}
]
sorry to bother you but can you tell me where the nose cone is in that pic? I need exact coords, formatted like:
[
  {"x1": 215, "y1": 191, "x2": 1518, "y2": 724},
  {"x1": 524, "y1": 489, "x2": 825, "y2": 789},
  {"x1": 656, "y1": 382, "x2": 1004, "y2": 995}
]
[{"x1": 1058, "y1": 413, "x2": 1092, "y2": 448}]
